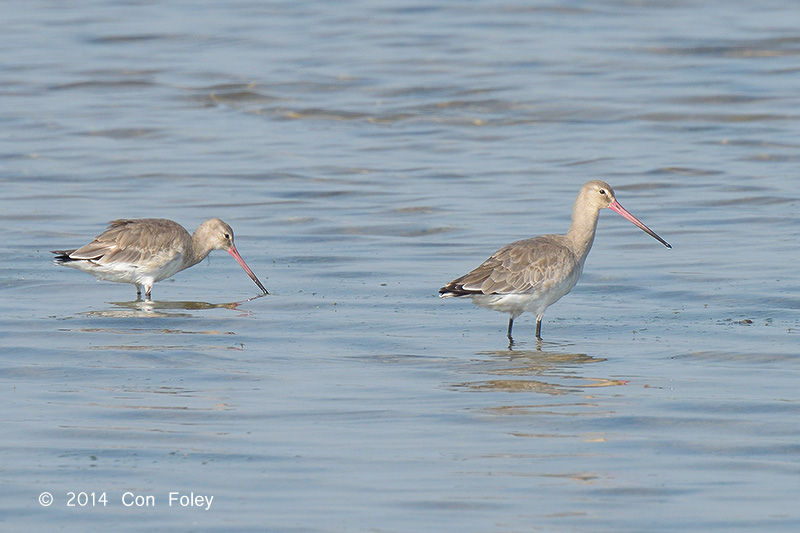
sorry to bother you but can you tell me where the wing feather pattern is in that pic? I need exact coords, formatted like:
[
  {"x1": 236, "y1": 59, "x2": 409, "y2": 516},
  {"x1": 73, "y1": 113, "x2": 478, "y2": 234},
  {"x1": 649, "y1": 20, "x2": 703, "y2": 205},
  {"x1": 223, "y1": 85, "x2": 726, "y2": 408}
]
[
  {"x1": 440, "y1": 235, "x2": 578, "y2": 296},
  {"x1": 55, "y1": 219, "x2": 189, "y2": 266}
]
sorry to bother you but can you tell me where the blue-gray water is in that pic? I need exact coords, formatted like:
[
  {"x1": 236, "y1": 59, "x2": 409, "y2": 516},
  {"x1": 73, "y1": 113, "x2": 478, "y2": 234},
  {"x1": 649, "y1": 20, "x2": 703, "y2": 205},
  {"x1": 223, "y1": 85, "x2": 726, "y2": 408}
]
[{"x1": 2, "y1": 1, "x2": 800, "y2": 531}]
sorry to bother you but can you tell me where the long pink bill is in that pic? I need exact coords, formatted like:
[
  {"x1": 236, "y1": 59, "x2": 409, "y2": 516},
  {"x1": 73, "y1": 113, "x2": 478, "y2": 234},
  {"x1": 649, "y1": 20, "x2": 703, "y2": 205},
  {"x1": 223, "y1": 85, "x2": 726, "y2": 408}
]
[
  {"x1": 227, "y1": 245, "x2": 269, "y2": 294},
  {"x1": 608, "y1": 200, "x2": 672, "y2": 249}
]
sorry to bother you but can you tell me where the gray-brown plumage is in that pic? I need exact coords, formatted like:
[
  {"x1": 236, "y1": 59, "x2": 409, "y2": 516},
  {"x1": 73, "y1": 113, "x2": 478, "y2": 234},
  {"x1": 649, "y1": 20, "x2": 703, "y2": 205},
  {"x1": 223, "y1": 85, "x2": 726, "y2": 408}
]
[
  {"x1": 440, "y1": 180, "x2": 671, "y2": 342},
  {"x1": 53, "y1": 218, "x2": 268, "y2": 300}
]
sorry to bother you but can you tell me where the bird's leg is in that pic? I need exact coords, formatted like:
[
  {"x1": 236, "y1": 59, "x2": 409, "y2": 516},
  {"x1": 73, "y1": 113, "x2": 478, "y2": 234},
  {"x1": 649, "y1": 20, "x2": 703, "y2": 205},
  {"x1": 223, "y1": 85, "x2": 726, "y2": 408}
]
[
  {"x1": 535, "y1": 316, "x2": 543, "y2": 340},
  {"x1": 144, "y1": 285, "x2": 153, "y2": 302},
  {"x1": 136, "y1": 285, "x2": 142, "y2": 300},
  {"x1": 507, "y1": 317, "x2": 515, "y2": 347}
]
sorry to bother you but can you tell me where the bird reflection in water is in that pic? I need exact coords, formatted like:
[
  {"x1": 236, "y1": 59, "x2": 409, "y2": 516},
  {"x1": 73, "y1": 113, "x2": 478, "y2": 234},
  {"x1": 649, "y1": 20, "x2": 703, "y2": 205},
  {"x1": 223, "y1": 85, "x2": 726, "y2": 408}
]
[
  {"x1": 77, "y1": 293, "x2": 268, "y2": 318},
  {"x1": 452, "y1": 348, "x2": 625, "y2": 396}
]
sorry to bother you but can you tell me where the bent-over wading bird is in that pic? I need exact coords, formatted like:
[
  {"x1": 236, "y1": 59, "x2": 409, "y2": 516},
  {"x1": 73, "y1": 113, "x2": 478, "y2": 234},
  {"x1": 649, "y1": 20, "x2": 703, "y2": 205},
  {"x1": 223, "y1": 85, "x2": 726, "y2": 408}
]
[
  {"x1": 439, "y1": 180, "x2": 670, "y2": 343},
  {"x1": 52, "y1": 218, "x2": 269, "y2": 300}
]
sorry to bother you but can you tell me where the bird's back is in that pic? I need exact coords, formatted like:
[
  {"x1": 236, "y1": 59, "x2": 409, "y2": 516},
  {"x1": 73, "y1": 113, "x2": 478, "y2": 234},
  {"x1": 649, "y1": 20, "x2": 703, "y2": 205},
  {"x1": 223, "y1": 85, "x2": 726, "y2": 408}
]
[
  {"x1": 67, "y1": 219, "x2": 189, "y2": 264},
  {"x1": 440, "y1": 234, "x2": 582, "y2": 297},
  {"x1": 52, "y1": 219, "x2": 194, "y2": 286}
]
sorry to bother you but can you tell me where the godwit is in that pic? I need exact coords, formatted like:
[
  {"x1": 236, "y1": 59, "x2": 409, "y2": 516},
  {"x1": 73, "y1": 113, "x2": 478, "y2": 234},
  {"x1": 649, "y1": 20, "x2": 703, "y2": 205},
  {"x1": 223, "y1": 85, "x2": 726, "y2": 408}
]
[
  {"x1": 439, "y1": 180, "x2": 670, "y2": 343},
  {"x1": 52, "y1": 218, "x2": 269, "y2": 300}
]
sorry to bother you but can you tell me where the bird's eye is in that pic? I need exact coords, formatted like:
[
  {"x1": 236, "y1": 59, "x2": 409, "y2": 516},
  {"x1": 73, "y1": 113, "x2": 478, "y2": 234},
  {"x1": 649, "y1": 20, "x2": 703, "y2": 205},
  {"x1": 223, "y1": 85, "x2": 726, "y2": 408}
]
[
  {"x1": 599, "y1": 189, "x2": 606, "y2": 195},
  {"x1": 223, "y1": 233, "x2": 231, "y2": 240}
]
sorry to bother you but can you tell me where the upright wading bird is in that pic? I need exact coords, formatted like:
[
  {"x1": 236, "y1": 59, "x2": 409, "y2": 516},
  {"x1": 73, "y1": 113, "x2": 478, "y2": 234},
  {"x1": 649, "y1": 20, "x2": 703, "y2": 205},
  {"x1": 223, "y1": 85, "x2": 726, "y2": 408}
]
[
  {"x1": 53, "y1": 218, "x2": 268, "y2": 300},
  {"x1": 439, "y1": 180, "x2": 670, "y2": 343}
]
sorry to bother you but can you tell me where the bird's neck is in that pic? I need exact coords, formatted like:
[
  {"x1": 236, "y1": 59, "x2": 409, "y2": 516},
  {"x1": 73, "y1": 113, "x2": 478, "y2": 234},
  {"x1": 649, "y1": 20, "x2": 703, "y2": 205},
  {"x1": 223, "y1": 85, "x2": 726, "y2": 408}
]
[
  {"x1": 185, "y1": 233, "x2": 211, "y2": 269},
  {"x1": 565, "y1": 205, "x2": 601, "y2": 262}
]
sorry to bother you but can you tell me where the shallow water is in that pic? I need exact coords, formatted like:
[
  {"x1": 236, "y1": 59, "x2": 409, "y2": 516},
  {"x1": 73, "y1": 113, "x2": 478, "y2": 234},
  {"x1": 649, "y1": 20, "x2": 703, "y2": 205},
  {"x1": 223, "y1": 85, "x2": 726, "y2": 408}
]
[{"x1": 2, "y1": 0, "x2": 800, "y2": 531}]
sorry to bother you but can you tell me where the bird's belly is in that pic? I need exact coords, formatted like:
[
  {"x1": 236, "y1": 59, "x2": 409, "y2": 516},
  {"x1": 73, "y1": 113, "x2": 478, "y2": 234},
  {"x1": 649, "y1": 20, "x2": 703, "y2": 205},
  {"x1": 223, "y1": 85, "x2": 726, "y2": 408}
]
[
  {"x1": 469, "y1": 293, "x2": 536, "y2": 317},
  {"x1": 469, "y1": 268, "x2": 582, "y2": 317},
  {"x1": 62, "y1": 260, "x2": 144, "y2": 285},
  {"x1": 143, "y1": 255, "x2": 187, "y2": 282},
  {"x1": 63, "y1": 254, "x2": 185, "y2": 286}
]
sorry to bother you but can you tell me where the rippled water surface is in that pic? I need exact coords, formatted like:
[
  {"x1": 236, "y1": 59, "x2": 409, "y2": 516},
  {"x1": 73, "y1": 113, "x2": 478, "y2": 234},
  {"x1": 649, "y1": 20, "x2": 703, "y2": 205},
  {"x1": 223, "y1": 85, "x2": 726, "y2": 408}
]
[{"x1": 3, "y1": 1, "x2": 800, "y2": 531}]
